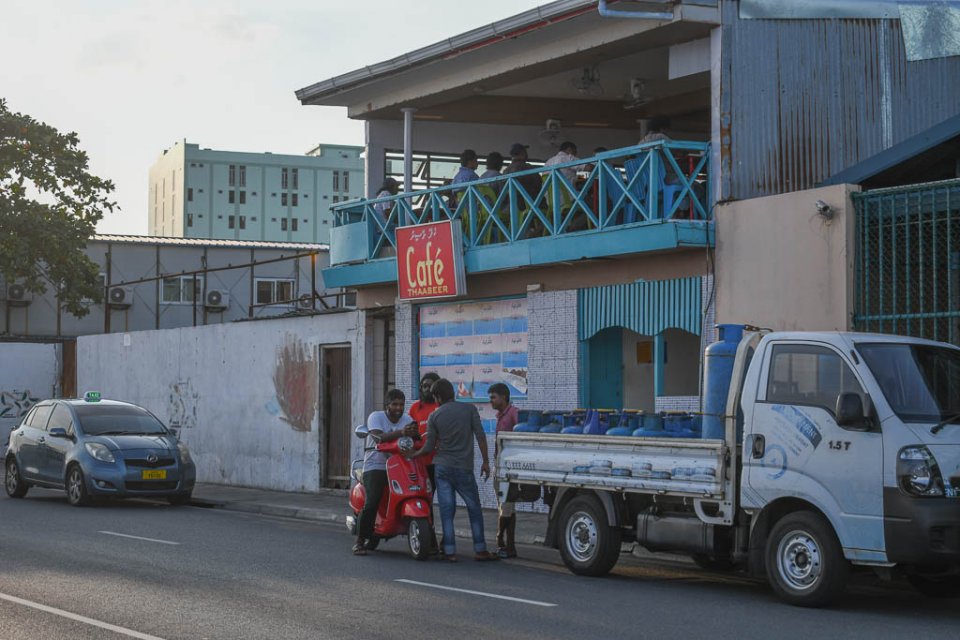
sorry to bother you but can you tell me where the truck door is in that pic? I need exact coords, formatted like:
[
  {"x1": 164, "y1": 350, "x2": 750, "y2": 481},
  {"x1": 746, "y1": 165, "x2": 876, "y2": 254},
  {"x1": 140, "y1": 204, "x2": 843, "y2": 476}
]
[{"x1": 744, "y1": 342, "x2": 885, "y2": 554}]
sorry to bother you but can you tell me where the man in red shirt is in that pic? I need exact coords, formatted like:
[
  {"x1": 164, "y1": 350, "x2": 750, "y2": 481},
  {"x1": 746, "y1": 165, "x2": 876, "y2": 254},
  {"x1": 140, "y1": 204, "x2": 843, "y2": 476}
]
[
  {"x1": 489, "y1": 382, "x2": 519, "y2": 558},
  {"x1": 409, "y1": 372, "x2": 440, "y2": 552}
]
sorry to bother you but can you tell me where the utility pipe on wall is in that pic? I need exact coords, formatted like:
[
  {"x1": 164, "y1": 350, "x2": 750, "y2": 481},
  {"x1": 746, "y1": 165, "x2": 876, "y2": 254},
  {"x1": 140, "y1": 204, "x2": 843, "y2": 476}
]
[
  {"x1": 597, "y1": 0, "x2": 674, "y2": 21},
  {"x1": 401, "y1": 107, "x2": 416, "y2": 226}
]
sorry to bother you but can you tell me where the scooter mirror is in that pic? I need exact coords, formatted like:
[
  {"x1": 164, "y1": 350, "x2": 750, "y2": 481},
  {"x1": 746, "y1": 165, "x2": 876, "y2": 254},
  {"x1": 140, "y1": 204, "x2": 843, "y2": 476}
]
[{"x1": 354, "y1": 424, "x2": 370, "y2": 439}]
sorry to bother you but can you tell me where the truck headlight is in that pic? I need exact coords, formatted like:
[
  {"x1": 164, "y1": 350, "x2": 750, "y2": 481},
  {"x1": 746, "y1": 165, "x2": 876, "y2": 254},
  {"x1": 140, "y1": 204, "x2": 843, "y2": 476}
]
[
  {"x1": 84, "y1": 442, "x2": 115, "y2": 463},
  {"x1": 897, "y1": 446, "x2": 944, "y2": 497},
  {"x1": 177, "y1": 442, "x2": 192, "y2": 464}
]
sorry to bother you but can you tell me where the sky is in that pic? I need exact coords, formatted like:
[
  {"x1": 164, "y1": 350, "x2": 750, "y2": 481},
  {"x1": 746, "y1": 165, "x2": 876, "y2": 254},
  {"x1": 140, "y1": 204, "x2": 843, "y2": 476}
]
[{"x1": 1, "y1": 0, "x2": 545, "y2": 235}]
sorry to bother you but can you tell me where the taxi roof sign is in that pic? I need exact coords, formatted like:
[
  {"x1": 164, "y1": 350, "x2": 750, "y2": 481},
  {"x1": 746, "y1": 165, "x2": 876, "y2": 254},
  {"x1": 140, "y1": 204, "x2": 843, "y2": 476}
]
[{"x1": 83, "y1": 391, "x2": 102, "y2": 403}]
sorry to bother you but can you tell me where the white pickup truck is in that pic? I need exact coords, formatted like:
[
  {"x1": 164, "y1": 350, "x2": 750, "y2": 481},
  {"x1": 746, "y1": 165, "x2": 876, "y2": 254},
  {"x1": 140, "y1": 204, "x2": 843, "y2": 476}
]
[{"x1": 496, "y1": 330, "x2": 960, "y2": 606}]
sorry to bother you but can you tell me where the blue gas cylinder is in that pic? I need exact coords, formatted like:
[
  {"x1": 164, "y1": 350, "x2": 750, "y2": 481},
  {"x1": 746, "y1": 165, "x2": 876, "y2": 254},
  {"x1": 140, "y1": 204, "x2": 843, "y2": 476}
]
[{"x1": 702, "y1": 324, "x2": 745, "y2": 440}]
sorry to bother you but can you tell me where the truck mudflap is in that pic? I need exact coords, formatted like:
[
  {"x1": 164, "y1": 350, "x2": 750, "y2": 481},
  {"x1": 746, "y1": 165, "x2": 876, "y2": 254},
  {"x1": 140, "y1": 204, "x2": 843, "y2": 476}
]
[{"x1": 496, "y1": 432, "x2": 727, "y2": 499}]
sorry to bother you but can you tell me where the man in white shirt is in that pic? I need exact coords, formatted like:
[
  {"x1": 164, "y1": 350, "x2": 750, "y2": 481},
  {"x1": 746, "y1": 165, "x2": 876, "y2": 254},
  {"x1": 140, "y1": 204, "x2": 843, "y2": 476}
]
[
  {"x1": 354, "y1": 389, "x2": 418, "y2": 555},
  {"x1": 545, "y1": 141, "x2": 587, "y2": 184}
]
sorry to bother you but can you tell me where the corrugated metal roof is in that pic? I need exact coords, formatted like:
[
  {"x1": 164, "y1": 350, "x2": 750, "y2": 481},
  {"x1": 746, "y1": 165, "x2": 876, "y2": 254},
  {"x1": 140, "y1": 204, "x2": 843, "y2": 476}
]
[
  {"x1": 722, "y1": 0, "x2": 960, "y2": 201},
  {"x1": 578, "y1": 277, "x2": 702, "y2": 341},
  {"x1": 91, "y1": 234, "x2": 329, "y2": 251}
]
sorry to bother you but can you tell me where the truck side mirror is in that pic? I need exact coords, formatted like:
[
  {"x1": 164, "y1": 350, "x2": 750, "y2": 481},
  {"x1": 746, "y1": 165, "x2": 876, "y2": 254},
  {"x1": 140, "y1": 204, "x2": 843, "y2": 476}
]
[
  {"x1": 836, "y1": 393, "x2": 869, "y2": 431},
  {"x1": 354, "y1": 424, "x2": 370, "y2": 439}
]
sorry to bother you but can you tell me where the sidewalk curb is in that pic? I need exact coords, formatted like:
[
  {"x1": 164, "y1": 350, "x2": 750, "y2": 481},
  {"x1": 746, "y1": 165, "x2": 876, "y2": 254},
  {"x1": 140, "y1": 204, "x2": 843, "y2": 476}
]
[{"x1": 192, "y1": 497, "x2": 545, "y2": 545}]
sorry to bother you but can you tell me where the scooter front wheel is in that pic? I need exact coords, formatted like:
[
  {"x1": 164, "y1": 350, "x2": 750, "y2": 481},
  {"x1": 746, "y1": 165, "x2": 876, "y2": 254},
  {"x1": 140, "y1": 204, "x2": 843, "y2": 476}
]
[{"x1": 408, "y1": 518, "x2": 431, "y2": 561}]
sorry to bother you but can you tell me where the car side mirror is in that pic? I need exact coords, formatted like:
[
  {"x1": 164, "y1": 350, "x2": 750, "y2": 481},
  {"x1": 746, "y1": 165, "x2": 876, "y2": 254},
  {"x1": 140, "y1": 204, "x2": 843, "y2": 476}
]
[
  {"x1": 836, "y1": 393, "x2": 869, "y2": 431},
  {"x1": 354, "y1": 424, "x2": 370, "y2": 439},
  {"x1": 48, "y1": 427, "x2": 69, "y2": 439}
]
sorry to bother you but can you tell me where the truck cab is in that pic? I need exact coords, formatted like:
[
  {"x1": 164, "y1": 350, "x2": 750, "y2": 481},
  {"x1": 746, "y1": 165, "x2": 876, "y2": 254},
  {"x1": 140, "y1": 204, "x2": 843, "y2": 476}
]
[{"x1": 740, "y1": 331, "x2": 960, "y2": 603}]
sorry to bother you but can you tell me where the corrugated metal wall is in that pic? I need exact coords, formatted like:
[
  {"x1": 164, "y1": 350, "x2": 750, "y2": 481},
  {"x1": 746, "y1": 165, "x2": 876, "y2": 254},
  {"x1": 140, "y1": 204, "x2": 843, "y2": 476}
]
[
  {"x1": 578, "y1": 276, "x2": 702, "y2": 341},
  {"x1": 721, "y1": 0, "x2": 960, "y2": 201}
]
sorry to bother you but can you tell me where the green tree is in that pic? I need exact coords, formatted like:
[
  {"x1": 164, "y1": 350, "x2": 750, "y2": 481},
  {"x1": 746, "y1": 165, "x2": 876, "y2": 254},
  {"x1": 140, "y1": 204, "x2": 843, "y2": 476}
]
[{"x1": 0, "y1": 98, "x2": 115, "y2": 318}]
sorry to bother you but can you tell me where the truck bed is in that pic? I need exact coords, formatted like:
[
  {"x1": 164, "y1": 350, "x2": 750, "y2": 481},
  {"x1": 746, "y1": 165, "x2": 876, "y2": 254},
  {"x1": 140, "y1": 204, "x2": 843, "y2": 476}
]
[{"x1": 496, "y1": 432, "x2": 728, "y2": 499}]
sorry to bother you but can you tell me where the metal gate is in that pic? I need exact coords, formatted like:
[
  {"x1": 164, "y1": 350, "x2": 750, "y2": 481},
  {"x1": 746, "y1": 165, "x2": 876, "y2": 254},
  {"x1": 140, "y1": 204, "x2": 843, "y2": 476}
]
[
  {"x1": 854, "y1": 179, "x2": 960, "y2": 344},
  {"x1": 322, "y1": 346, "x2": 352, "y2": 488}
]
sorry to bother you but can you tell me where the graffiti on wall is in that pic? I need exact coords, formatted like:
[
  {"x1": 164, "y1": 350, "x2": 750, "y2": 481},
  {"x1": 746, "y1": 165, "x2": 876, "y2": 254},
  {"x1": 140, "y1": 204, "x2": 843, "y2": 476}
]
[
  {"x1": 168, "y1": 379, "x2": 200, "y2": 430},
  {"x1": 0, "y1": 390, "x2": 40, "y2": 420},
  {"x1": 273, "y1": 334, "x2": 318, "y2": 432}
]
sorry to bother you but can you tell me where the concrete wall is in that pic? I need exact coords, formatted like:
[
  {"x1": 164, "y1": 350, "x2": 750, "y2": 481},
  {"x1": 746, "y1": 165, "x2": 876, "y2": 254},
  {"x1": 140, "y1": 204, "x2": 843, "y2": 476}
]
[
  {"x1": 715, "y1": 184, "x2": 858, "y2": 332},
  {"x1": 76, "y1": 312, "x2": 365, "y2": 492},
  {"x1": 0, "y1": 342, "x2": 60, "y2": 449}
]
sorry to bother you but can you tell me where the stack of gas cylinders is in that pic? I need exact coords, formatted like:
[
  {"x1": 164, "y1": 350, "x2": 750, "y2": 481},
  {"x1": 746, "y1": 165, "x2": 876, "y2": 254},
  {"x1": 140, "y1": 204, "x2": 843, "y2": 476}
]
[{"x1": 512, "y1": 409, "x2": 704, "y2": 439}]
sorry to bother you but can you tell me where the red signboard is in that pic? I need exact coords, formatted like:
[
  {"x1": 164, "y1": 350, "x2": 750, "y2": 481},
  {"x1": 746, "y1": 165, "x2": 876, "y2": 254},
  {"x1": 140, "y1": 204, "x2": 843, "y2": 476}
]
[{"x1": 396, "y1": 220, "x2": 466, "y2": 301}]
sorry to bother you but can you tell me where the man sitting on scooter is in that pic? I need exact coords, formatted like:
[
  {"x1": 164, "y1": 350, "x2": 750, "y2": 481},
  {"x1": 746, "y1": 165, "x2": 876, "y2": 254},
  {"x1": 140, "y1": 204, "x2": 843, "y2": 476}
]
[{"x1": 354, "y1": 389, "x2": 418, "y2": 556}]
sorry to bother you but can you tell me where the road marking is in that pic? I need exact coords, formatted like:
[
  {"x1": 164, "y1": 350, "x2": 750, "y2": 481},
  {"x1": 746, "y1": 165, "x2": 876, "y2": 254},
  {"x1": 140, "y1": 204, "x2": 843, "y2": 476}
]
[
  {"x1": 0, "y1": 591, "x2": 167, "y2": 640},
  {"x1": 395, "y1": 579, "x2": 557, "y2": 607},
  {"x1": 98, "y1": 531, "x2": 180, "y2": 546}
]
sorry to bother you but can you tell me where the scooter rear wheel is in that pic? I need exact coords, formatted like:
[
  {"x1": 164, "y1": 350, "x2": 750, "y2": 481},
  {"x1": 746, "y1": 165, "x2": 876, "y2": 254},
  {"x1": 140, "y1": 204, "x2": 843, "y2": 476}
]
[{"x1": 408, "y1": 518, "x2": 431, "y2": 561}]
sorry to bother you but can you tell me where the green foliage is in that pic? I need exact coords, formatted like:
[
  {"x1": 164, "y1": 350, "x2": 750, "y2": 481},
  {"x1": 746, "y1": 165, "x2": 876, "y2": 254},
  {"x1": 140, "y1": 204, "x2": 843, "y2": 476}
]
[{"x1": 0, "y1": 98, "x2": 115, "y2": 318}]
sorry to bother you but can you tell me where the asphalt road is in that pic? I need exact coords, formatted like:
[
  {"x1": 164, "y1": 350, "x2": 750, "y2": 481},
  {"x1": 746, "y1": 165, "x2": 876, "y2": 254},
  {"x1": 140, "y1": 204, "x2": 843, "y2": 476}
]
[{"x1": 1, "y1": 488, "x2": 959, "y2": 640}]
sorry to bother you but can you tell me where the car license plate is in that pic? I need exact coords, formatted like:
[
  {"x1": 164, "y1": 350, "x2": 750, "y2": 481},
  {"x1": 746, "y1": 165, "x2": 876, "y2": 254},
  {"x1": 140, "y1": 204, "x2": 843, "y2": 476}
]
[{"x1": 141, "y1": 470, "x2": 167, "y2": 480}]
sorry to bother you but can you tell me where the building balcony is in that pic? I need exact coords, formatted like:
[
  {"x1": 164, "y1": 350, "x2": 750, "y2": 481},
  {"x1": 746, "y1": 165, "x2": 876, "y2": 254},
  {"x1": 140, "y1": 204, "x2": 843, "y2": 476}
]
[{"x1": 323, "y1": 141, "x2": 713, "y2": 288}]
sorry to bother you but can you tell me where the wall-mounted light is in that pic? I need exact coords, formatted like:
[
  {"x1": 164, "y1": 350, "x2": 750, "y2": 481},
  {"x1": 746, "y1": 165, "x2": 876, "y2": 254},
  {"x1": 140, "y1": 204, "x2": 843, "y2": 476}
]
[{"x1": 815, "y1": 199, "x2": 834, "y2": 219}]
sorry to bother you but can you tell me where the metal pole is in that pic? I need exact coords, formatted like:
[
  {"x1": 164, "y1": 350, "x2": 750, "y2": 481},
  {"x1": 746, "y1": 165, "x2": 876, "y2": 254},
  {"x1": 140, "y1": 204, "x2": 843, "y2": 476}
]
[
  {"x1": 104, "y1": 246, "x2": 112, "y2": 334},
  {"x1": 311, "y1": 253, "x2": 317, "y2": 311},
  {"x1": 401, "y1": 107, "x2": 416, "y2": 226}
]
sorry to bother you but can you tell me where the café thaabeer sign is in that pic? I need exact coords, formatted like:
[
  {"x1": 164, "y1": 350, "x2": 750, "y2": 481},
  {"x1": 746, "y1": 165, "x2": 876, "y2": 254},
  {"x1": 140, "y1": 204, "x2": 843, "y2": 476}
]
[{"x1": 396, "y1": 220, "x2": 467, "y2": 301}]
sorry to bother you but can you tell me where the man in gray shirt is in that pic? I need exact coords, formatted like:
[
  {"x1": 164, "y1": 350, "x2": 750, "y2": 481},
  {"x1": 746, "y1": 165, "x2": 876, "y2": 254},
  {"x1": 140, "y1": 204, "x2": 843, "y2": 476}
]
[{"x1": 410, "y1": 378, "x2": 498, "y2": 561}]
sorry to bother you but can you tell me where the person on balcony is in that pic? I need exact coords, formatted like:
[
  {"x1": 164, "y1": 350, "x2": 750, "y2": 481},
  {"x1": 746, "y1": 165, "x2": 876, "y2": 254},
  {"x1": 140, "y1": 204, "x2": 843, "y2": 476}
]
[
  {"x1": 639, "y1": 115, "x2": 671, "y2": 144},
  {"x1": 503, "y1": 143, "x2": 542, "y2": 201},
  {"x1": 480, "y1": 152, "x2": 505, "y2": 191},
  {"x1": 545, "y1": 141, "x2": 587, "y2": 185},
  {"x1": 448, "y1": 149, "x2": 480, "y2": 210},
  {"x1": 373, "y1": 177, "x2": 399, "y2": 225}
]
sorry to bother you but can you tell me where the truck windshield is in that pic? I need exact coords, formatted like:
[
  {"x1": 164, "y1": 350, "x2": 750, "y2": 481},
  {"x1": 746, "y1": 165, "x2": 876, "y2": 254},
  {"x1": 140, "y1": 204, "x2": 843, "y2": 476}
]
[{"x1": 857, "y1": 343, "x2": 960, "y2": 423}]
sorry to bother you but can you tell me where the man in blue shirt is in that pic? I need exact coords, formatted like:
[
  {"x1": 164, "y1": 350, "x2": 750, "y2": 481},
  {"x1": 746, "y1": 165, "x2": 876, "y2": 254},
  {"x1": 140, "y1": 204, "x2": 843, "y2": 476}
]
[{"x1": 449, "y1": 149, "x2": 479, "y2": 209}]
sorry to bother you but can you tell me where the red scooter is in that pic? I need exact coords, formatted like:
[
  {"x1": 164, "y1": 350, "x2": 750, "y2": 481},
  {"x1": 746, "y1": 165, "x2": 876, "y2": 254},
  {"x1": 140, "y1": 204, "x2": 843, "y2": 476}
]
[{"x1": 346, "y1": 425, "x2": 433, "y2": 560}]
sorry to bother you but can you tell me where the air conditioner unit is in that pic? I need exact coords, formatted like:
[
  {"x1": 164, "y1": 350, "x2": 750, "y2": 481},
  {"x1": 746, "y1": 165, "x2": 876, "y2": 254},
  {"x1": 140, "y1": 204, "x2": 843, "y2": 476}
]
[
  {"x1": 5, "y1": 283, "x2": 32, "y2": 306},
  {"x1": 205, "y1": 289, "x2": 229, "y2": 310},
  {"x1": 108, "y1": 286, "x2": 133, "y2": 309},
  {"x1": 298, "y1": 293, "x2": 314, "y2": 309}
]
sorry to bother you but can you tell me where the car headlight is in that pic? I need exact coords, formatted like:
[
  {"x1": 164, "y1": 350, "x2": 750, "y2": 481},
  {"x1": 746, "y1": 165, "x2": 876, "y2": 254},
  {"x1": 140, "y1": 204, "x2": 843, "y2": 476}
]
[
  {"x1": 897, "y1": 446, "x2": 944, "y2": 497},
  {"x1": 84, "y1": 442, "x2": 115, "y2": 463},
  {"x1": 177, "y1": 442, "x2": 192, "y2": 464}
]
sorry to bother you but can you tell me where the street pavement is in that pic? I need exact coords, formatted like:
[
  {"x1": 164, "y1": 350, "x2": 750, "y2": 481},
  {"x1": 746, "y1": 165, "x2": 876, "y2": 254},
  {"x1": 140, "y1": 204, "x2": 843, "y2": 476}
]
[{"x1": 1, "y1": 488, "x2": 960, "y2": 640}]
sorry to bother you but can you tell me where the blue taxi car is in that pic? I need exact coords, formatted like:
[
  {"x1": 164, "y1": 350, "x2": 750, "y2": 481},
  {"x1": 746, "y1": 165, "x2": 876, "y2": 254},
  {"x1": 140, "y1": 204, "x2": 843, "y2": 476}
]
[{"x1": 3, "y1": 393, "x2": 195, "y2": 506}]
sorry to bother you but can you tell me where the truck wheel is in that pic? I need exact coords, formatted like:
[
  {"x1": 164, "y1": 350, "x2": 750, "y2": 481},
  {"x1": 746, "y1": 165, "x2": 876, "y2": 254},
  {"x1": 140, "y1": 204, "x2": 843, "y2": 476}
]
[
  {"x1": 558, "y1": 494, "x2": 621, "y2": 577},
  {"x1": 408, "y1": 518, "x2": 431, "y2": 561},
  {"x1": 5, "y1": 458, "x2": 28, "y2": 498},
  {"x1": 907, "y1": 575, "x2": 960, "y2": 598},
  {"x1": 766, "y1": 511, "x2": 848, "y2": 607}
]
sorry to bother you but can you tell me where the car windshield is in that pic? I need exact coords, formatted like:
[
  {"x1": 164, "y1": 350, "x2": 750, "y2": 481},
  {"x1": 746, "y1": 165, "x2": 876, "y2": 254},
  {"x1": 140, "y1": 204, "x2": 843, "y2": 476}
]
[
  {"x1": 857, "y1": 342, "x2": 960, "y2": 423},
  {"x1": 74, "y1": 405, "x2": 168, "y2": 436}
]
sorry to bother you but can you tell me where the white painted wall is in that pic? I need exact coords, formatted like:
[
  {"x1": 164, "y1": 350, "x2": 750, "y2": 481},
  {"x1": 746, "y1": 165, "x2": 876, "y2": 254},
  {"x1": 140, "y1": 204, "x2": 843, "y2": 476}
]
[
  {"x1": 76, "y1": 312, "x2": 365, "y2": 492},
  {"x1": 0, "y1": 343, "x2": 60, "y2": 449},
  {"x1": 715, "y1": 184, "x2": 858, "y2": 331}
]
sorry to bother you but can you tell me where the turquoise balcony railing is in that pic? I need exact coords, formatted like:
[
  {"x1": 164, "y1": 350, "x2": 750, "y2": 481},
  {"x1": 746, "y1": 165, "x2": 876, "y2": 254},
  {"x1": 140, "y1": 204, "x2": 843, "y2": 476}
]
[{"x1": 333, "y1": 141, "x2": 709, "y2": 258}]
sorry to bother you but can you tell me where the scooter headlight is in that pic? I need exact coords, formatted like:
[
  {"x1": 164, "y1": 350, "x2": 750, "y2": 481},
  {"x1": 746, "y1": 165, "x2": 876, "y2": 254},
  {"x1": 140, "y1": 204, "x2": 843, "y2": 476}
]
[
  {"x1": 397, "y1": 436, "x2": 415, "y2": 453},
  {"x1": 898, "y1": 446, "x2": 944, "y2": 497}
]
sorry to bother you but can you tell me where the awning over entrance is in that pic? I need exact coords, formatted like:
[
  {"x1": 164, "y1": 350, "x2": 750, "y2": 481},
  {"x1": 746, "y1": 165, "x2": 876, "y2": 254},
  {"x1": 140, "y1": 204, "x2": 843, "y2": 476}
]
[{"x1": 577, "y1": 276, "x2": 702, "y2": 340}]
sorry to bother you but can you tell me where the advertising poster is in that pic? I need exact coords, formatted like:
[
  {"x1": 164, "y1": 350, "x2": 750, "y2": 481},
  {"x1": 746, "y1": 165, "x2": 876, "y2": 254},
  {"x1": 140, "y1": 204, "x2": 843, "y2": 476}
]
[{"x1": 418, "y1": 297, "x2": 528, "y2": 415}]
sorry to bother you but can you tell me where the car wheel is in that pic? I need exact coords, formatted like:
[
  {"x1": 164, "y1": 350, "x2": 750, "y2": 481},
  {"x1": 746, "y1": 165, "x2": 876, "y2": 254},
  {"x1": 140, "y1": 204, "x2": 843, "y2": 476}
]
[
  {"x1": 765, "y1": 510, "x2": 848, "y2": 607},
  {"x1": 66, "y1": 465, "x2": 92, "y2": 507},
  {"x1": 557, "y1": 494, "x2": 621, "y2": 577},
  {"x1": 168, "y1": 493, "x2": 192, "y2": 506},
  {"x1": 5, "y1": 458, "x2": 29, "y2": 498}
]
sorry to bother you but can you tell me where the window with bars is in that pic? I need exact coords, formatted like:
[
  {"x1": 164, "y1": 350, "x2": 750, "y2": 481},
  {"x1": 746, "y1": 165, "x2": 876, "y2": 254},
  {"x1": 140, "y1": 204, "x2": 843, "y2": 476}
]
[
  {"x1": 292, "y1": 168, "x2": 299, "y2": 189},
  {"x1": 239, "y1": 165, "x2": 246, "y2": 187},
  {"x1": 282, "y1": 168, "x2": 289, "y2": 189},
  {"x1": 229, "y1": 165, "x2": 236, "y2": 187},
  {"x1": 333, "y1": 170, "x2": 340, "y2": 192}
]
